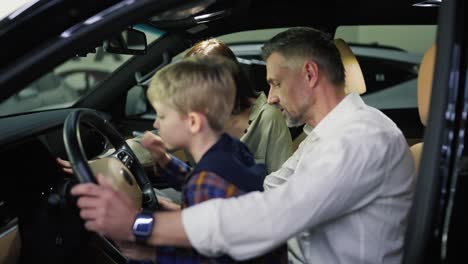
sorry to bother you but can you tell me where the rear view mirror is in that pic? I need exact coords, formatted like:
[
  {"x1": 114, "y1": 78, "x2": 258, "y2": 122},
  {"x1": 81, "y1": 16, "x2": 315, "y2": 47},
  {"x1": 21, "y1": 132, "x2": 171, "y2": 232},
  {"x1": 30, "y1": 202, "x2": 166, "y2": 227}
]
[{"x1": 104, "y1": 28, "x2": 147, "y2": 55}]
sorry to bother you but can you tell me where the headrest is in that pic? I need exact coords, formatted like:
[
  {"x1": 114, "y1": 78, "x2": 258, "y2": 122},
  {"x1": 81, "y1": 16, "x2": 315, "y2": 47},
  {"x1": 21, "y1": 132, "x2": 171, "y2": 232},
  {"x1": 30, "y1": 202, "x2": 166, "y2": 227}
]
[
  {"x1": 334, "y1": 38, "x2": 366, "y2": 95},
  {"x1": 417, "y1": 44, "x2": 436, "y2": 126}
]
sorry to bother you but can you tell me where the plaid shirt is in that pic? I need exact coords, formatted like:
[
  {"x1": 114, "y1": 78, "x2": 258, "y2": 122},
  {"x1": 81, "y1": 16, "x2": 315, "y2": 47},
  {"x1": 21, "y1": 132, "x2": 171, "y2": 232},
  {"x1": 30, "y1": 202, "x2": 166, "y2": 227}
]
[
  {"x1": 154, "y1": 157, "x2": 287, "y2": 264},
  {"x1": 157, "y1": 154, "x2": 191, "y2": 188}
]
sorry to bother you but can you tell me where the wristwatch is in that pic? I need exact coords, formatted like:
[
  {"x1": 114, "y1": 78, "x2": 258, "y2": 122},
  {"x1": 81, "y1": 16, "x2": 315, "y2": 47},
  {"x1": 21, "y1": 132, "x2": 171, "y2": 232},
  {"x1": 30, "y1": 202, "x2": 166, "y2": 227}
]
[{"x1": 132, "y1": 209, "x2": 155, "y2": 244}]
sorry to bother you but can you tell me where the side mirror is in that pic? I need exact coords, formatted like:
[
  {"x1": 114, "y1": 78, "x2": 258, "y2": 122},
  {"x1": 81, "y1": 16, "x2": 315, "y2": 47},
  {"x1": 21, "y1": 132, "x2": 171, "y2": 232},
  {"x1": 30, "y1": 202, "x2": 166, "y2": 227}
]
[{"x1": 104, "y1": 28, "x2": 147, "y2": 55}]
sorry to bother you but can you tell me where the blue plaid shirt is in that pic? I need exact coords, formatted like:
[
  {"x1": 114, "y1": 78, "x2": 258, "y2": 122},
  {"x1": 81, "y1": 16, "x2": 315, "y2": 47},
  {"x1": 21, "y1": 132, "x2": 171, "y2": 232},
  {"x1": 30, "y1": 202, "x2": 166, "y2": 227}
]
[
  {"x1": 131, "y1": 133, "x2": 285, "y2": 264},
  {"x1": 157, "y1": 164, "x2": 287, "y2": 264},
  {"x1": 152, "y1": 157, "x2": 286, "y2": 264}
]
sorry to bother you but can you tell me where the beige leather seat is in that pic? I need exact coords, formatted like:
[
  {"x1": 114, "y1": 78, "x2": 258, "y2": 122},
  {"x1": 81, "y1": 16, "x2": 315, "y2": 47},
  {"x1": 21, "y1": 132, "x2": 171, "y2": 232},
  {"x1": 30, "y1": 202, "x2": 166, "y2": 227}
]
[
  {"x1": 292, "y1": 38, "x2": 367, "y2": 150},
  {"x1": 410, "y1": 44, "x2": 436, "y2": 174},
  {"x1": 334, "y1": 38, "x2": 367, "y2": 95}
]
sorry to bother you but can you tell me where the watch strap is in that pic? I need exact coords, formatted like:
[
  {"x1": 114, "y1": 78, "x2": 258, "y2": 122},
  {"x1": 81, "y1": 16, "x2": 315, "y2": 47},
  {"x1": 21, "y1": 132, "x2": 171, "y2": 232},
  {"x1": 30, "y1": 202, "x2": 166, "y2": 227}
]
[{"x1": 133, "y1": 209, "x2": 155, "y2": 245}]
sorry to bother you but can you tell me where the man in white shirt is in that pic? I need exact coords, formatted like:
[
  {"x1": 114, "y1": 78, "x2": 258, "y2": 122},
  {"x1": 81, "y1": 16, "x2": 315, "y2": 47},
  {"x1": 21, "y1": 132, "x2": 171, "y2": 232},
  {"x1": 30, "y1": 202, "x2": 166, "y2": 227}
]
[{"x1": 71, "y1": 27, "x2": 414, "y2": 263}]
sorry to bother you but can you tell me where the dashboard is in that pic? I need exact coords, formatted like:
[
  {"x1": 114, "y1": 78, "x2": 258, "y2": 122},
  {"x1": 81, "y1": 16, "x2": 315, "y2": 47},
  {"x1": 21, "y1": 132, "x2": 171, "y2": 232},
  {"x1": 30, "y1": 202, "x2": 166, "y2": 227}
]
[{"x1": 0, "y1": 108, "x2": 110, "y2": 262}]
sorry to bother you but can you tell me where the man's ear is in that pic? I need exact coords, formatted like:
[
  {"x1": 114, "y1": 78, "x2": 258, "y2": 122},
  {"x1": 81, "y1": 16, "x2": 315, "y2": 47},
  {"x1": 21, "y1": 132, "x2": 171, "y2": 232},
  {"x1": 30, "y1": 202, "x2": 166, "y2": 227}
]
[
  {"x1": 188, "y1": 112, "x2": 202, "y2": 133},
  {"x1": 303, "y1": 60, "x2": 319, "y2": 88}
]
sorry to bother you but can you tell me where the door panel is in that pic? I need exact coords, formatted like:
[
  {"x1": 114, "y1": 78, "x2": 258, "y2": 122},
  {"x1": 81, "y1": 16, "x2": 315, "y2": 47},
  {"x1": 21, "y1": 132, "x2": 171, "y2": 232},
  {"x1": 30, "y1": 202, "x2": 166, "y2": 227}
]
[{"x1": 0, "y1": 215, "x2": 20, "y2": 264}]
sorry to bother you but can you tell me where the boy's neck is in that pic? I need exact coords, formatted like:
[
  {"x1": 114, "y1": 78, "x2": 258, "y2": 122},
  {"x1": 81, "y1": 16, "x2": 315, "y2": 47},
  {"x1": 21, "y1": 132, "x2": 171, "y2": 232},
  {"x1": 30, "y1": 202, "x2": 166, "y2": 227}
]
[{"x1": 188, "y1": 130, "x2": 223, "y2": 163}]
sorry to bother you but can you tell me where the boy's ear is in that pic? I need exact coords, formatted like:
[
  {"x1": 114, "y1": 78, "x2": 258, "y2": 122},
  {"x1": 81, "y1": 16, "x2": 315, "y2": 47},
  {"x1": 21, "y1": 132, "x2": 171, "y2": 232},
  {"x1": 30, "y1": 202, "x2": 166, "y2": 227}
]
[{"x1": 188, "y1": 112, "x2": 202, "y2": 133}]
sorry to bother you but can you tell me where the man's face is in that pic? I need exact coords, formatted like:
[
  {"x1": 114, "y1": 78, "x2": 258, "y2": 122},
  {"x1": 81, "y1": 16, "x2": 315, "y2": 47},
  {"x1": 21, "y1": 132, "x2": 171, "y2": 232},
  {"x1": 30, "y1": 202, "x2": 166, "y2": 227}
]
[
  {"x1": 152, "y1": 101, "x2": 190, "y2": 151},
  {"x1": 266, "y1": 52, "x2": 309, "y2": 127}
]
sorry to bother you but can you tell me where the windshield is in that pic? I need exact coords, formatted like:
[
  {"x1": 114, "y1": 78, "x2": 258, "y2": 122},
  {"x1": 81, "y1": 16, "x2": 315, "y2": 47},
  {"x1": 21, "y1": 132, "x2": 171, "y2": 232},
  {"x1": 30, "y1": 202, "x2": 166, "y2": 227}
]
[{"x1": 0, "y1": 27, "x2": 162, "y2": 117}]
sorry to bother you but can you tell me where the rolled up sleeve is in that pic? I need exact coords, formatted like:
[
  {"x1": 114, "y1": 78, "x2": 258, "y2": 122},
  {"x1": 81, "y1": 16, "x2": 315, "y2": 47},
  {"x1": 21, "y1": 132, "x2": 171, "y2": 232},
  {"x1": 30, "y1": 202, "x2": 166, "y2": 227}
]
[{"x1": 182, "y1": 199, "x2": 225, "y2": 257}]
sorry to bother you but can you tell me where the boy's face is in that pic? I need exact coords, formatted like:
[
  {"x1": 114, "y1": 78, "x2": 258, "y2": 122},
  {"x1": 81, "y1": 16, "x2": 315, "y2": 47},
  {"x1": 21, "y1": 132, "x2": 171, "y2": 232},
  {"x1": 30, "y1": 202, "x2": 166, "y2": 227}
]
[{"x1": 152, "y1": 100, "x2": 191, "y2": 151}]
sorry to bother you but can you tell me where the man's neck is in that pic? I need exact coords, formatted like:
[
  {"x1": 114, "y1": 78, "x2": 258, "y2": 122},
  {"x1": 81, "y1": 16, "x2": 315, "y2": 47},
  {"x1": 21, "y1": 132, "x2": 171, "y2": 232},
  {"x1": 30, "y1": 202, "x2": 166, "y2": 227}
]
[
  {"x1": 307, "y1": 83, "x2": 346, "y2": 127},
  {"x1": 188, "y1": 130, "x2": 222, "y2": 163}
]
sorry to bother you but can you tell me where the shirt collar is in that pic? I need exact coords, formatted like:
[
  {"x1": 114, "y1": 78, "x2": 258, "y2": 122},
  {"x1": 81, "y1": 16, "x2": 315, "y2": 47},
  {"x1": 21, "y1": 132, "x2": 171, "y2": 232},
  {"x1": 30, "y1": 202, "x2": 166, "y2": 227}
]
[
  {"x1": 312, "y1": 92, "x2": 365, "y2": 139},
  {"x1": 303, "y1": 124, "x2": 314, "y2": 135}
]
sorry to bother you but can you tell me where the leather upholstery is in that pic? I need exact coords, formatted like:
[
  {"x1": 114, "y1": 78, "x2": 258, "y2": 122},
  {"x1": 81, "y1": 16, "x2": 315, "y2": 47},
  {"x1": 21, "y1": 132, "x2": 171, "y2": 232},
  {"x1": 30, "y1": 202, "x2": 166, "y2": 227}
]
[
  {"x1": 410, "y1": 44, "x2": 436, "y2": 175},
  {"x1": 417, "y1": 44, "x2": 436, "y2": 126},
  {"x1": 334, "y1": 38, "x2": 366, "y2": 95}
]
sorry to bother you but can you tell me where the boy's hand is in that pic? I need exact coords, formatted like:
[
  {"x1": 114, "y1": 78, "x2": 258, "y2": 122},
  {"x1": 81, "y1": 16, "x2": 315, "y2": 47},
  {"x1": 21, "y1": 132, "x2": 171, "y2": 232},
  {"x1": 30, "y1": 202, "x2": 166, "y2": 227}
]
[
  {"x1": 157, "y1": 196, "x2": 181, "y2": 211},
  {"x1": 57, "y1": 157, "x2": 74, "y2": 174},
  {"x1": 70, "y1": 174, "x2": 139, "y2": 242},
  {"x1": 140, "y1": 132, "x2": 171, "y2": 167}
]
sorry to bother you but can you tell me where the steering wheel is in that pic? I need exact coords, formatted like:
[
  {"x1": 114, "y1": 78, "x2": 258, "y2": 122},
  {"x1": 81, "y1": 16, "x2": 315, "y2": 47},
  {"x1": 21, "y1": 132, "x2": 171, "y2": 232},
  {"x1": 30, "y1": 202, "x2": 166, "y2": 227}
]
[{"x1": 63, "y1": 109, "x2": 159, "y2": 211}]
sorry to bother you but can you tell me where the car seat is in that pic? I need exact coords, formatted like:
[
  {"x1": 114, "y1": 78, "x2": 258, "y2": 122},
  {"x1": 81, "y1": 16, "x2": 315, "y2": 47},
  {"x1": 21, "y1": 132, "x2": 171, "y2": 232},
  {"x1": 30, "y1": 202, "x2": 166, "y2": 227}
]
[
  {"x1": 410, "y1": 44, "x2": 435, "y2": 174},
  {"x1": 334, "y1": 38, "x2": 367, "y2": 95}
]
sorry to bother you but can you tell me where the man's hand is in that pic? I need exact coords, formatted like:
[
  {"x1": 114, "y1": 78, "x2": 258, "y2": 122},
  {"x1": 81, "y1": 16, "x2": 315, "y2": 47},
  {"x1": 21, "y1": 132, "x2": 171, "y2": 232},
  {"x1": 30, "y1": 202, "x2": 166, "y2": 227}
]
[
  {"x1": 116, "y1": 241, "x2": 157, "y2": 262},
  {"x1": 57, "y1": 157, "x2": 74, "y2": 174},
  {"x1": 70, "y1": 174, "x2": 139, "y2": 242},
  {"x1": 140, "y1": 132, "x2": 171, "y2": 167}
]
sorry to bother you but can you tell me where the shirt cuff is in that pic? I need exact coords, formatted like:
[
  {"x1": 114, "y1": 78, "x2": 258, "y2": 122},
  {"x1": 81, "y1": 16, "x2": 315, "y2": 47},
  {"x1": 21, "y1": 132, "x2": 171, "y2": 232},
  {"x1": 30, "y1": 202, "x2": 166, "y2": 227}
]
[{"x1": 181, "y1": 199, "x2": 224, "y2": 257}]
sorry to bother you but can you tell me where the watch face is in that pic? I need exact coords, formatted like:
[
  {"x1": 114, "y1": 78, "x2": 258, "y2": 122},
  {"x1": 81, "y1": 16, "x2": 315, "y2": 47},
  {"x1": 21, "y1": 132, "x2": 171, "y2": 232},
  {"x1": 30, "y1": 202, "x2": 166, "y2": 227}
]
[{"x1": 133, "y1": 214, "x2": 154, "y2": 236}]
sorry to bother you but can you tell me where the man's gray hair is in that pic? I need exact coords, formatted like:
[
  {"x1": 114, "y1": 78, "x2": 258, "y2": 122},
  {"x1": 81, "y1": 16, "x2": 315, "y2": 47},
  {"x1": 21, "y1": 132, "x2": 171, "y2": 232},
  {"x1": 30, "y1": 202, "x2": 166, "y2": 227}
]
[{"x1": 262, "y1": 27, "x2": 345, "y2": 86}]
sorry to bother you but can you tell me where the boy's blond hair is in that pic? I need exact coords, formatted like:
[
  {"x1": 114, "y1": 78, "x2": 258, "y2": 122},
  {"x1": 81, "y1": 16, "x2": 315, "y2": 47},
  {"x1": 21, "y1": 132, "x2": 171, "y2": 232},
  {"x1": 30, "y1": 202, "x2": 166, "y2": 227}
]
[{"x1": 147, "y1": 56, "x2": 236, "y2": 131}]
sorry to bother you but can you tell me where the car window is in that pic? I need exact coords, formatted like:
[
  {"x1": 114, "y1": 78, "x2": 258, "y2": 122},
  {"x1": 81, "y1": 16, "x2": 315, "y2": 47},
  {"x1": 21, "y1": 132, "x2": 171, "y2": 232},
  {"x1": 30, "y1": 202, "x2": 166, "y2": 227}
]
[
  {"x1": 220, "y1": 26, "x2": 436, "y2": 110},
  {"x1": 126, "y1": 29, "x2": 284, "y2": 118},
  {"x1": 130, "y1": 25, "x2": 437, "y2": 119},
  {"x1": 222, "y1": 26, "x2": 436, "y2": 110},
  {"x1": 335, "y1": 25, "x2": 437, "y2": 109},
  {"x1": 0, "y1": 27, "x2": 162, "y2": 117}
]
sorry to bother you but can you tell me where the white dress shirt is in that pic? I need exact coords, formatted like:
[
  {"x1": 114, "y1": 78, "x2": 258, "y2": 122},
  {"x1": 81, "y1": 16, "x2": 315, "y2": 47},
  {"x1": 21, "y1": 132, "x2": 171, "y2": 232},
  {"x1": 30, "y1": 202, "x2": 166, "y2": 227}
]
[
  {"x1": 263, "y1": 124, "x2": 312, "y2": 264},
  {"x1": 182, "y1": 93, "x2": 415, "y2": 263}
]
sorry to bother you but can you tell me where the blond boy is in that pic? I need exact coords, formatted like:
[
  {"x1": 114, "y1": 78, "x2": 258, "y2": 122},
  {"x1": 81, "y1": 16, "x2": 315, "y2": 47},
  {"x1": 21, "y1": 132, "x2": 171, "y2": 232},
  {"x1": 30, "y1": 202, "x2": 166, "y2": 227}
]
[{"x1": 131, "y1": 56, "x2": 285, "y2": 263}]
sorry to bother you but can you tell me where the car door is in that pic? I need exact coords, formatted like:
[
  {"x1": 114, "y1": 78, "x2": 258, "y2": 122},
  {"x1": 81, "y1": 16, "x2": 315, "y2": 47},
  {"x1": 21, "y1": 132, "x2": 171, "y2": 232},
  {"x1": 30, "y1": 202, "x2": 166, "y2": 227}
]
[
  {"x1": 403, "y1": 0, "x2": 468, "y2": 263},
  {"x1": 0, "y1": 200, "x2": 20, "y2": 264}
]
